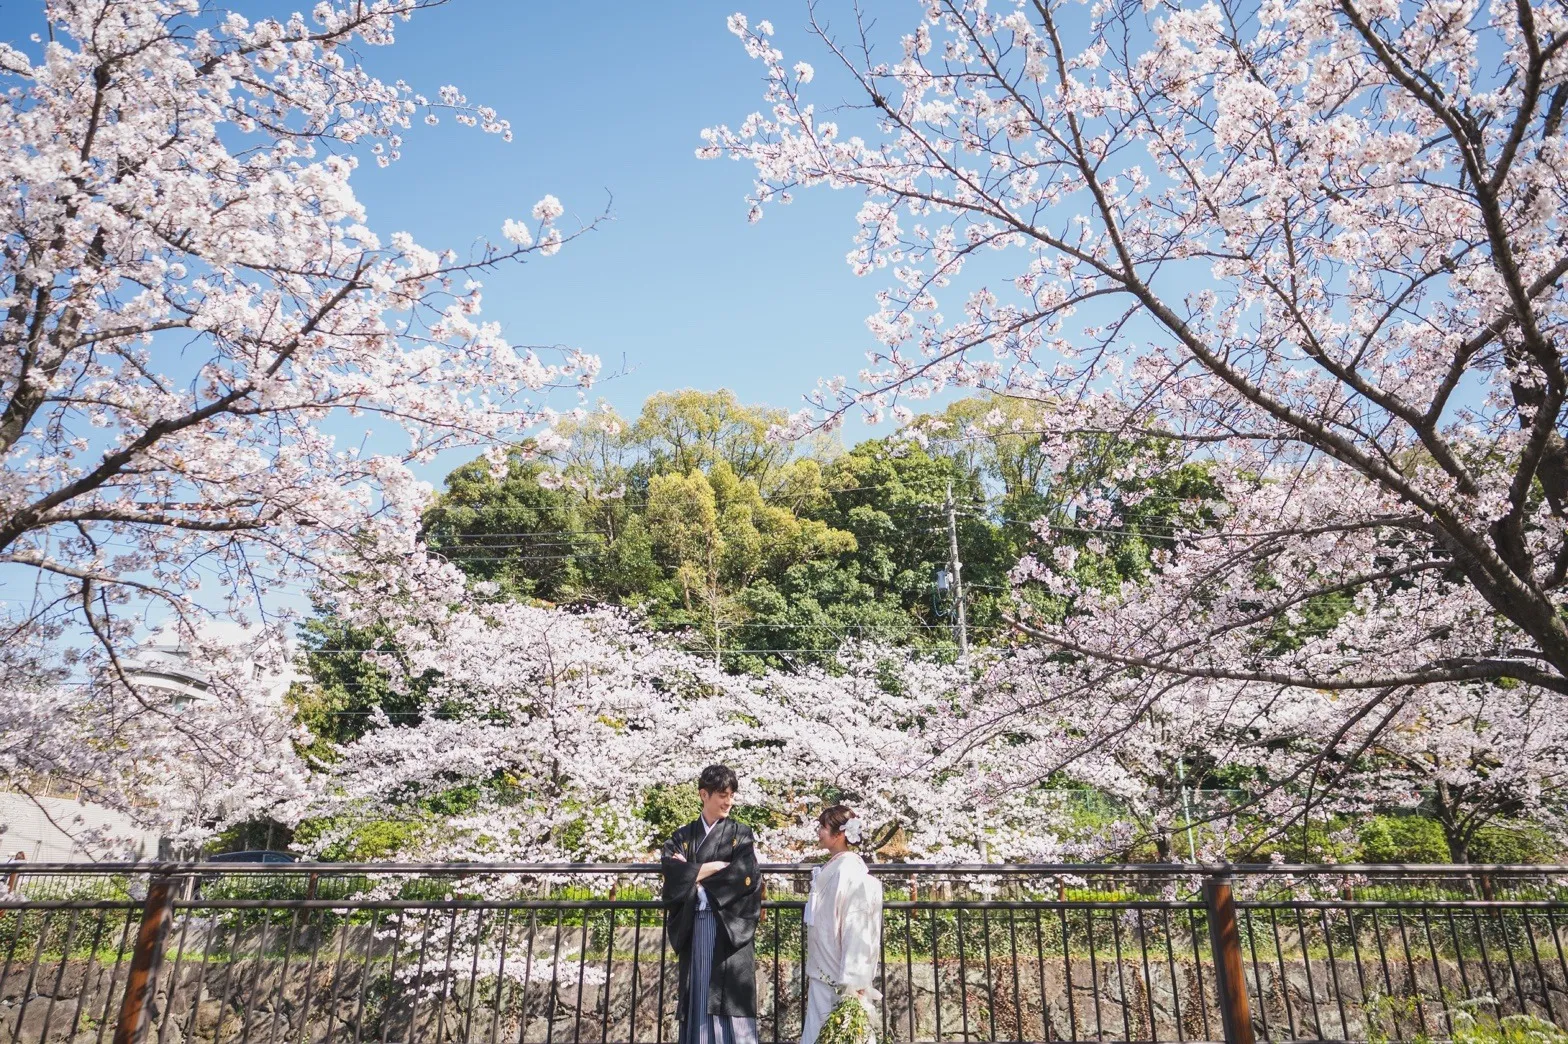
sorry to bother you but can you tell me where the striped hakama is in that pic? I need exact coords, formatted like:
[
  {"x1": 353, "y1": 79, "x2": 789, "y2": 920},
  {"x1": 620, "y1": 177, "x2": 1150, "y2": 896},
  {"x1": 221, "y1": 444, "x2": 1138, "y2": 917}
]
[{"x1": 680, "y1": 909, "x2": 761, "y2": 1044}]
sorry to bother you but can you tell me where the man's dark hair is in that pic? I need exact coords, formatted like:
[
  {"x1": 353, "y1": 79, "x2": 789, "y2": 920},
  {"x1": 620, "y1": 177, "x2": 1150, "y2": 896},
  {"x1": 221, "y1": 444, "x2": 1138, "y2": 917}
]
[{"x1": 698, "y1": 764, "x2": 739, "y2": 794}]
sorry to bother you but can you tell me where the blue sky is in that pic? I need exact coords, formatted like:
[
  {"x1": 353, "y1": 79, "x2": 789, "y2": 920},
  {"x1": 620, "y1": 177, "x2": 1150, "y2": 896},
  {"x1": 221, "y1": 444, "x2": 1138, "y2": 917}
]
[{"x1": 330, "y1": 0, "x2": 883, "y2": 441}]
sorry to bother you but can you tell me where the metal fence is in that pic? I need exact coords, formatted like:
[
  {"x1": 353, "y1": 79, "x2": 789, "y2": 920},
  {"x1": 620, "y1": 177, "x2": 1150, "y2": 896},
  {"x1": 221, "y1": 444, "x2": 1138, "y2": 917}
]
[{"x1": 3, "y1": 862, "x2": 1567, "y2": 1044}]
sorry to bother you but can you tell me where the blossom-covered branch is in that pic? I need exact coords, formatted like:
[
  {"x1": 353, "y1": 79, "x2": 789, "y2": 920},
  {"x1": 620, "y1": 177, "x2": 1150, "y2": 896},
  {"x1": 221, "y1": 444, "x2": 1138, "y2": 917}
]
[
  {"x1": 0, "y1": 0, "x2": 597, "y2": 831},
  {"x1": 705, "y1": 0, "x2": 1568, "y2": 707}
]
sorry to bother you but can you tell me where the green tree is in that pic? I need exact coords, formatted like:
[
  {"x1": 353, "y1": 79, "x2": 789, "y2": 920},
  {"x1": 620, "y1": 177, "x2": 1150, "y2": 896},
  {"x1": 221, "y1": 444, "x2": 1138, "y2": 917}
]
[
  {"x1": 421, "y1": 452, "x2": 595, "y2": 603},
  {"x1": 808, "y1": 438, "x2": 1011, "y2": 641},
  {"x1": 646, "y1": 468, "x2": 724, "y2": 619},
  {"x1": 288, "y1": 612, "x2": 433, "y2": 751},
  {"x1": 631, "y1": 389, "x2": 792, "y2": 485}
]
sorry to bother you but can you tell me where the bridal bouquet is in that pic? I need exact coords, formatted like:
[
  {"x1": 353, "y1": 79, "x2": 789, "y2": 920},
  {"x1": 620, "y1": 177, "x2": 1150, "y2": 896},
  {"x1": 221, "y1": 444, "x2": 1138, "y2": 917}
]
[{"x1": 816, "y1": 992, "x2": 875, "y2": 1044}]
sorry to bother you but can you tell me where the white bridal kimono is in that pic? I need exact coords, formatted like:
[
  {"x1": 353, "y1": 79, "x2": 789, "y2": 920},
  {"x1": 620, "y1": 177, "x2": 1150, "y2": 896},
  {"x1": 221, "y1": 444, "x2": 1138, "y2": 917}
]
[{"x1": 800, "y1": 852, "x2": 884, "y2": 1044}]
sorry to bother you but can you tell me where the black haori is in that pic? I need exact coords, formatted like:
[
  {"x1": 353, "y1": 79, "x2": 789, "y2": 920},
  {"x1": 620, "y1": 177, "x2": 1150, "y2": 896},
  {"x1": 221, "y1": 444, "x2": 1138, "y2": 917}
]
[{"x1": 661, "y1": 815, "x2": 764, "y2": 1041}]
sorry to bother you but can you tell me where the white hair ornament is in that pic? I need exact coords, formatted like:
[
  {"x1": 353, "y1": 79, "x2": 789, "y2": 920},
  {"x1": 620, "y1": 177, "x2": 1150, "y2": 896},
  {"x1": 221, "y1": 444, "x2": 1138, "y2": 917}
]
[{"x1": 842, "y1": 816, "x2": 863, "y2": 845}]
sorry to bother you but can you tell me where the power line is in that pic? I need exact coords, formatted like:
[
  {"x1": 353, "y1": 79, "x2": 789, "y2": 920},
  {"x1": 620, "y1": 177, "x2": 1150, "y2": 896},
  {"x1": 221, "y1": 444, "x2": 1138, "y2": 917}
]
[
  {"x1": 425, "y1": 554, "x2": 606, "y2": 562},
  {"x1": 944, "y1": 481, "x2": 969, "y2": 657},
  {"x1": 431, "y1": 541, "x2": 606, "y2": 549},
  {"x1": 426, "y1": 531, "x2": 608, "y2": 538}
]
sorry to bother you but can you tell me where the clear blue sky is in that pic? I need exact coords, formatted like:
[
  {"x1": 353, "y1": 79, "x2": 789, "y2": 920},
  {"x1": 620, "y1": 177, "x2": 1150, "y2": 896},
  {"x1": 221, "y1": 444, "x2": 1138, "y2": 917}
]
[{"x1": 330, "y1": 0, "x2": 880, "y2": 439}]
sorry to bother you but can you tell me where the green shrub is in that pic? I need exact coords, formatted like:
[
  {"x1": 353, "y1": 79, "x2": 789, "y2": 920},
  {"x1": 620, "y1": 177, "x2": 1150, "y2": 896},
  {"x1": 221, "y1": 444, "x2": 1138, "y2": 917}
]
[
  {"x1": 1367, "y1": 999, "x2": 1568, "y2": 1044},
  {"x1": 292, "y1": 814, "x2": 424, "y2": 861},
  {"x1": 1470, "y1": 820, "x2": 1562, "y2": 864},
  {"x1": 1244, "y1": 815, "x2": 1359, "y2": 863},
  {"x1": 1358, "y1": 814, "x2": 1450, "y2": 863},
  {"x1": 642, "y1": 783, "x2": 702, "y2": 839}
]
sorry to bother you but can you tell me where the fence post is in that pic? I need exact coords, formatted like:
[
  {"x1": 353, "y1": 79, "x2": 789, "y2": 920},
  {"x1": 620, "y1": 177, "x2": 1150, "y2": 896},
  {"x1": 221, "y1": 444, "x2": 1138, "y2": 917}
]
[
  {"x1": 1203, "y1": 873, "x2": 1255, "y2": 1044},
  {"x1": 112, "y1": 867, "x2": 178, "y2": 1044}
]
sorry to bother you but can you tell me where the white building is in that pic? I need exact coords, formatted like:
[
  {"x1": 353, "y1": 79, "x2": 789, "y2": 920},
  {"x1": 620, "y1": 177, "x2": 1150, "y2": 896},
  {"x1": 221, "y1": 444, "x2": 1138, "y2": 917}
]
[
  {"x1": 123, "y1": 640, "x2": 215, "y2": 708},
  {"x1": 122, "y1": 633, "x2": 300, "y2": 707},
  {"x1": 0, "y1": 788, "x2": 161, "y2": 863}
]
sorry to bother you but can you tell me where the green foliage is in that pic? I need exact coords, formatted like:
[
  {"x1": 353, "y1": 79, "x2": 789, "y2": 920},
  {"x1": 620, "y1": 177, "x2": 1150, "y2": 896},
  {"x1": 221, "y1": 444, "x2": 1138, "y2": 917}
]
[
  {"x1": 206, "y1": 818, "x2": 293, "y2": 855},
  {"x1": 1244, "y1": 814, "x2": 1361, "y2": 864},
  {"x1": 1451, "y1": 1012, "x2": 1568, "y2": 1044},
  {"x1": 639, "y1": 783, "x2": 778, "y2": 837},
  {"x1": 1265, "y1": 589, "x2": 1356, "y2": 654},
  {"x1": 289, "y1": 613, "x2": 432, "y2": 748},
  {"x1": 423, "y1": 454, "x2": 592, "y2": 602},
  {"x1": 1062, "y1": 887, "x2": 1138, "y2": 903},
  {"x1": 642, "y1": 783, "x2": 703, "y2": 839},
  {"x1": 729, "y1": 802, "x2": 782, "y2": 830},
  {"x1": 1469, "y1": 820, "x2": 1563, "y2": 864},
  {"x1": 1369, "y1": 998, "x2": 1568, "y2": 1044},
  {"x1": 292, "y1": 814, "x2": 426, "y2": 862},
  {"x1": 298, "y1": 390, "x2": 1204, "y2": 688},
  {"x1": 632, "y1": 388, "x2": 791, "y2": 483},
  {"x1": 1358, "y1": 814, "x2": 1451, "y2": 863}
]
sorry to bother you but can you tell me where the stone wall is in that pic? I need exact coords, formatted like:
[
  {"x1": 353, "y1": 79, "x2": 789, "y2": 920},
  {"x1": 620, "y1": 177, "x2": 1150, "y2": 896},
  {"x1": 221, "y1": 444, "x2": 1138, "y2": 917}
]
[{"x1": 4, "y1": 922, "x2": 1565, "y2": 1043}]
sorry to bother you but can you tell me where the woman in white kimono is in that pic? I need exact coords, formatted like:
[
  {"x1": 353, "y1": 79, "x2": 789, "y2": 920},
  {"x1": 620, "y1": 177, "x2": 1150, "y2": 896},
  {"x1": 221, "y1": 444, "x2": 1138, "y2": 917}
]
[{"x1": 800, "y1": 805, "x2": 884, "y2": 1044}]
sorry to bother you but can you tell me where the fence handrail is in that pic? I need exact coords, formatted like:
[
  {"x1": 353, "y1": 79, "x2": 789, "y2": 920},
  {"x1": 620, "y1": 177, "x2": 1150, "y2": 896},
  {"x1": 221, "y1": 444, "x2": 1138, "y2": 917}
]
[
  {"x1": 7, "y1": 859, "x2": 1568, "y2": 876},
  {"x1": 8, "y1": 861, "x2": 1568, "y2": 1044}
]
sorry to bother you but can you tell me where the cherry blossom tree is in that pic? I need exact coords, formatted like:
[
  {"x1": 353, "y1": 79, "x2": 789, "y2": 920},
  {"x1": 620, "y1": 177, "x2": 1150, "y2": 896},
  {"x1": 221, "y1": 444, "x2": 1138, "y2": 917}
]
[
  {"x1": 303, "y1": 598, "x2": 1049, "y2": 862},
  {"x1": 731, "y1": 642, "x2": 1064, "y2": 861},
  {"x1": 942, "y1": 597, "x2": 1568, "y2": 862},
  {"x1": 0, "y1": 0, "x2": 596, "y2": 821},
  {"x1": 1356, "y1": 681, "x2": 1568, "y2": 862},
  {"x1": 1, "y1": 638, "x2": 313, "y2": 855},
  {"x1": 305, "y1": 605, "x2": 751, "y2": 861},
  {"x1": 703, "y1": 0, "x2": 1568, "y2": 813}
]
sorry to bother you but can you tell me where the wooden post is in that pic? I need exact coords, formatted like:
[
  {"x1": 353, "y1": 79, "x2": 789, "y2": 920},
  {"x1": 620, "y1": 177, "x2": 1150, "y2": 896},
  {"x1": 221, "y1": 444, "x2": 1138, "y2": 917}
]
[
  {"x1": 1203, "y1": 874, "x2": 1255, "y2": 1044},
  {"x1": 4, "y1": 851, "x2": 24, "y2": 896},
  {"x1": 113, "y1": 870, "x2": 177, "y2": 1044}
]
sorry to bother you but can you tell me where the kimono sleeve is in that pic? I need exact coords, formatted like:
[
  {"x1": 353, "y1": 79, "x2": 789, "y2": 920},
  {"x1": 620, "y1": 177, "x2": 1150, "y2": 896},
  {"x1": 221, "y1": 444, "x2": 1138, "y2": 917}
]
[
  {"x1": 660, "y1": 830, "x2": 699, "y2": 909},
  {"x1": 703, "y1": 832, "x2": 762, "y2": 911},
  {"x1": 839, "y1": 872, "x2": 884, "y2": 995}
]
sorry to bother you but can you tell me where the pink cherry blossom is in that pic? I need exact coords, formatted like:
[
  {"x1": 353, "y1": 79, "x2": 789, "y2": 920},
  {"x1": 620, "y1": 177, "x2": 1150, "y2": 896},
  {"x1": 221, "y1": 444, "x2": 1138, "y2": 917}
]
[
  {"x1": 704, "y1": 0, "x2": 1568, "y2": 831},
  {"x1": 0, "y1": 0, "x2": 599, "y2": 825}
]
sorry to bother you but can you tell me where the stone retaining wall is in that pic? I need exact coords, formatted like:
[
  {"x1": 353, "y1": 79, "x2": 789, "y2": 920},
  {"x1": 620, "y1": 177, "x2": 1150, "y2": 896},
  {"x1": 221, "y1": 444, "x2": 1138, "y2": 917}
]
[{"x1": 4, "y1": 924, "x2": 1563, "y2": 1043}]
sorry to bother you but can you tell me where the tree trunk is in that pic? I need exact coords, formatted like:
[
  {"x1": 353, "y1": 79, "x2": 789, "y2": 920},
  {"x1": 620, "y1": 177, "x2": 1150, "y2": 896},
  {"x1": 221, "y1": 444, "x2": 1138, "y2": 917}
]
[
  {"x1": 1432, "y1": 783, "x2": 1471, "y2": 863},
  {"x1": 1444, "y1": 827, "x2": 1471, "y2": 865}
]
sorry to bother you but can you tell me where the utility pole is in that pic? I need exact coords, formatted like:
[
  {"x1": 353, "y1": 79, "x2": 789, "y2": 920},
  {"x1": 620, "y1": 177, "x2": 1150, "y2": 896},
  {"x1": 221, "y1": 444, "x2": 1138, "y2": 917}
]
[
  {"x1": 1176, "y1": 756, "x2": 1198, "y2": 859},
  {"x1": 944, "y1": 482, "x2": 969, "y2": 657}
]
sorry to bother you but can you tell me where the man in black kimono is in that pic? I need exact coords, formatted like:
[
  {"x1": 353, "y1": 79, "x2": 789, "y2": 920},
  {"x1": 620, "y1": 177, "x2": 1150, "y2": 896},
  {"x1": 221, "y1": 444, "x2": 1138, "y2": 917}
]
[{"x1": 661, "y1": 764, "x2": 763, "y2": 1044}]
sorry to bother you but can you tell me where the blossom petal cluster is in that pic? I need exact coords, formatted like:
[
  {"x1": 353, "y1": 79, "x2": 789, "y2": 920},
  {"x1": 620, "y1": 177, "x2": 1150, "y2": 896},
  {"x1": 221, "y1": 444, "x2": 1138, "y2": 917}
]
[
  {"x1": 0, "y1": 0, "x2": 597, "y2": 827},
  {"x1": 702, "y1": 0, "x2": 1568, "y2": 838}
]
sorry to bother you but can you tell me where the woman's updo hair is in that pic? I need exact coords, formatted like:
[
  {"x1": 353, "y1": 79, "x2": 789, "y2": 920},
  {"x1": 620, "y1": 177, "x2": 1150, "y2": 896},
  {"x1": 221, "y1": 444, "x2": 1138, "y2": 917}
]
[{"x1": 818, "y1": 804, "x2": 857, "y2": 835}]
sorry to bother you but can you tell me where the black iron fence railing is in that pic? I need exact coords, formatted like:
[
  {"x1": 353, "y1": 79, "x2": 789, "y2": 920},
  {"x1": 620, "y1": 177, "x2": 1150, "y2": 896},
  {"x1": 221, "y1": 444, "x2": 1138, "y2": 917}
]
[{"x1": 2, "y1": 862, "x2": 1566, "y2": 1044}]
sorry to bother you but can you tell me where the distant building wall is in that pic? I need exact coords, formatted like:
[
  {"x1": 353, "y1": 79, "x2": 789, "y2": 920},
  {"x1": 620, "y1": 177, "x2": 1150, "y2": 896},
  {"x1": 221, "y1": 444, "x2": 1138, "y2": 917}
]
[{"x1": 0, "y1": 790, "x2": 161, "y2": 862}]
